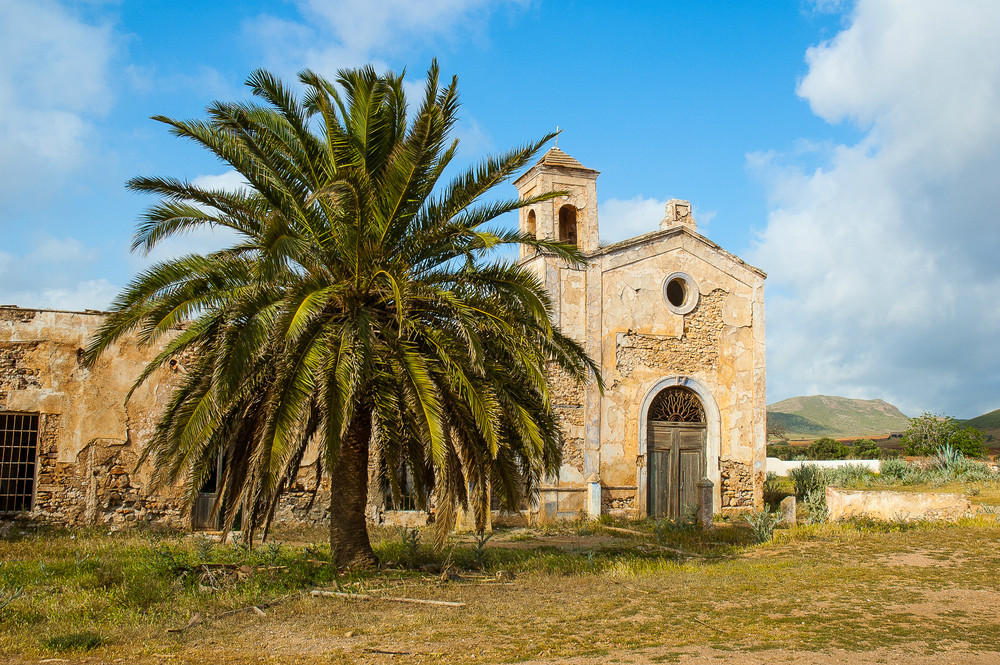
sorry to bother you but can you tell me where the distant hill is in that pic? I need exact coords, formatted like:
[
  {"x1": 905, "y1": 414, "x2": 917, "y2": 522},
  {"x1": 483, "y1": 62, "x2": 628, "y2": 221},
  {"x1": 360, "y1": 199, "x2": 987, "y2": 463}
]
[
  {"x1": 964, "y1": 408, "x2": 1000, "y2": 430},
  {"x1": 767, "y1": 395, "x2": 911, "y2": 440}
]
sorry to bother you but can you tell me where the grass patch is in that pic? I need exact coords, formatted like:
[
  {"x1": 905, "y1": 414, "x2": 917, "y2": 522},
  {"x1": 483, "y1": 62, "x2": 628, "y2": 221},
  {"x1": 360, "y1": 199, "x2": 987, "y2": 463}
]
[
  {"x1": 2, "y1": 512, "x2": 1000, "y2": 663},
  {"x1": 42, "y1": 630, "x2": 104, "y2": 652}
]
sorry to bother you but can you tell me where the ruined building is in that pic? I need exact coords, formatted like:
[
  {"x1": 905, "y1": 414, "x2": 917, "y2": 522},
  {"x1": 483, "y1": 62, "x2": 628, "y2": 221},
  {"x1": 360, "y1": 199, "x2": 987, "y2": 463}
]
[{"x1": 0, "y1": 148, "x2": 765, "y2": 529}]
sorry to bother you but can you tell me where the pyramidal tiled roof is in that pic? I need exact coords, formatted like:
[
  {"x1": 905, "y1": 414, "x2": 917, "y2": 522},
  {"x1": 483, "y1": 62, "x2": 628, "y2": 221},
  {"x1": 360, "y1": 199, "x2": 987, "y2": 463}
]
[{"x1": 537, "y1": 147, "x2": 588, "y2": 169}]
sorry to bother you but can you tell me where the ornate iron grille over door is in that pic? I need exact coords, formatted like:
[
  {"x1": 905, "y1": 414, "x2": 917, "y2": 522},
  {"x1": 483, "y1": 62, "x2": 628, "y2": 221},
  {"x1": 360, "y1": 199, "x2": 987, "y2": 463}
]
[
  {"x1": 647, "y1": 388, "x2": 706, "y2": 519},
  {"x1": 647, "y1": 387, "x2": 705, "y2": 423}
]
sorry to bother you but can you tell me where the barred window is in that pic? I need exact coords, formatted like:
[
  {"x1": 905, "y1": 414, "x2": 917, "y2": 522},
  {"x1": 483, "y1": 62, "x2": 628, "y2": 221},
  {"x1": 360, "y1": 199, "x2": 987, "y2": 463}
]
[{"x1": 0, "y1": 413, "x2": 39, "y2": 513}]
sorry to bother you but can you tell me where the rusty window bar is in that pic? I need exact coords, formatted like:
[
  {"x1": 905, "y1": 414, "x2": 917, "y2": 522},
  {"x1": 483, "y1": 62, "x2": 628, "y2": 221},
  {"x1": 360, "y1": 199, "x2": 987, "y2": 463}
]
[{"x1": 0, "y1": 412, "x2": 39, "y2": 514}]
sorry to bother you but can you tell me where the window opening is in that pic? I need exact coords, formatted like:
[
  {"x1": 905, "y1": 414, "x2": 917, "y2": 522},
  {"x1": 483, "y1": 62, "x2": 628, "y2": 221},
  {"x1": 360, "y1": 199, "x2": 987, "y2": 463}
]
[
  {"x1": 525, "y1": 209, "x2": 536, "y2": 237},
  {"x1": 387, "y1": 463, "x2": 418, "y2": 511},
  {"x1": 0, "y1": 413, "x2": 39, "y2": 514},
  {"x1": 558, "y1": 205, "x2": 578, "y2": 246},
  {"x1": 665, "y1": 278, "x2": 686, "y2": 307},
  {"x1": 662, "y1": 272, "x2": 699, "y2": 314}
]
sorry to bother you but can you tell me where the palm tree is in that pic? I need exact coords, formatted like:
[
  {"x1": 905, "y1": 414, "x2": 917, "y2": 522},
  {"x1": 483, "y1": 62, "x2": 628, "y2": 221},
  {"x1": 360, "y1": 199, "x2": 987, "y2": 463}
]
[{"x1": 84, "y1": 63, "x2": 599, "y2": 567}]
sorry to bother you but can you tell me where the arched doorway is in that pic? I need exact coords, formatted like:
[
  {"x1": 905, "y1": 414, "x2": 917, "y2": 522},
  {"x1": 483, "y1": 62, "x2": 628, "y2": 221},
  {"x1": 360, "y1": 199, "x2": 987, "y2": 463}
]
[{"x1": 646, "y1": 386, "x2": 706, "y2": 519}]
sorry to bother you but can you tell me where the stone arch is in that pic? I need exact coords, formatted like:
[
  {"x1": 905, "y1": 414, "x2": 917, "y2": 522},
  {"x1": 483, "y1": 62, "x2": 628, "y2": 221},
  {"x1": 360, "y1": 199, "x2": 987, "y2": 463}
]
[
  {"x1": 525, "y1": 209, "x2": 536, "y2": 237},
  {"x1": 558, "y1": 205, "x2": 578, "y2": 246},
  {"x1": 636, "y1": 376, "x2": 721, "y2": 517}
]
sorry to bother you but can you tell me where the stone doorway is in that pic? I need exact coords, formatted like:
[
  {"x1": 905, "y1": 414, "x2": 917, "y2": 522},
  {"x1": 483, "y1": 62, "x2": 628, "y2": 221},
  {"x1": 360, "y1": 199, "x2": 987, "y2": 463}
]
[
  {"x1": 646, "y1": 387, "x2": 706, "y2": 519},
  {"x1": 192, "y1": 451, "x2": 223, "y2": 531}
]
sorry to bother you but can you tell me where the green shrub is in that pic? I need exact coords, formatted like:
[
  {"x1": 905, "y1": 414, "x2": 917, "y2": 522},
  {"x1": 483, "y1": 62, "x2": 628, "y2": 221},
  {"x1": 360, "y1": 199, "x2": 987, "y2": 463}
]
[
  {"x1": 744, "y1": 507, "x2": 783, "y2": 543},
  {"x1": 851, "y1": 438, "x2": 882, "y2": 460},
  {"x1": 802, "y1": 488, "x2": 828, "y2": 524},
  {"x1": 950, "y1": 427, "x2": 987, "y2": 458},
  {"x1": 766, "y1": 444, "x2": 796, "y2": 460},
  {"x1": 807, "y1": 437, "x2": 848, "y2": 460},
  {"x1": 879, "y1": 457, "x2": 909, "y2": 480},
  {"x1": 900, "y1": 413, "x2": 986, "y2": 457},
  {"x1": 762, "y1": 472, "x2": 787, "y2": 506},
  {"x1": 788, "y1": 465, "x2": 827, "y2": 497},
  {"x1": 825, "y1": 463, "x2": 878, "y2": 487}
]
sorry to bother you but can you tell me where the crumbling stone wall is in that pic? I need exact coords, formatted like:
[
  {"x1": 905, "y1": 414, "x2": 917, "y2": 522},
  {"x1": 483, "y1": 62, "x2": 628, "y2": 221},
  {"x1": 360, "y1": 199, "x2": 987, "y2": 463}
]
[
  {"x1": 720, "y1": 459, "x2": 761, "y2": 510},
  {"x1": 0, "y1": 342, "x2": 42, "y2": 407},
  {"x1": 1, "y1": 307, "x2": 187, "y2": 529},
  {"x1": 614, "y1": 290, "x2": 727, "y2": 379}
]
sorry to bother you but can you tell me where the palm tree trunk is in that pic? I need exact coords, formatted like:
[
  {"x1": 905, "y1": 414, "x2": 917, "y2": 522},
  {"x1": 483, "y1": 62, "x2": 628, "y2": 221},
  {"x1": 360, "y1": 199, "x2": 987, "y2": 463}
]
[{"x1": 329, "y1": 408, "x2": 378, "y2": 568}]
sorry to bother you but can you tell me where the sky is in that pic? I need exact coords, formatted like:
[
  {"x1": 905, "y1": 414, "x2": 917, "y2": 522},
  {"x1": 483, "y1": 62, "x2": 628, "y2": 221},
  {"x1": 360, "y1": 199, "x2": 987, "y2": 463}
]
[{"x1": 1, "y1": 0, "x2": 998, "y2": 418}]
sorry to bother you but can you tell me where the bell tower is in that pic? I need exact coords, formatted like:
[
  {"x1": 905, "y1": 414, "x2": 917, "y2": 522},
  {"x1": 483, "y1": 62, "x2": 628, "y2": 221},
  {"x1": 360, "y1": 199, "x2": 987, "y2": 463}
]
[{"x1": 514, "y1": 147, "x2": 600, "y2": 259}]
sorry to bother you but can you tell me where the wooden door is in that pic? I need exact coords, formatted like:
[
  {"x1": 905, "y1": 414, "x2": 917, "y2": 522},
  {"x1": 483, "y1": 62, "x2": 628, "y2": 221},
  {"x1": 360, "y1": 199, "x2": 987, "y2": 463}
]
[
  {"x1": 648, "y1": 422, "x2": 706, "y2": 520},
  {"x1": 192, "y1": 451, "x2": 223, "y2": 531}
]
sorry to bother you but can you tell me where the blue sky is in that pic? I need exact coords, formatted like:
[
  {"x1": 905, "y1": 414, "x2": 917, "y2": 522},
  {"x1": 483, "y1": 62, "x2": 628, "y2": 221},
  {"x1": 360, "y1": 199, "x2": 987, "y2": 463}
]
[{"x1": 2, "y1": 0, "x2": 999, "y2": 418}]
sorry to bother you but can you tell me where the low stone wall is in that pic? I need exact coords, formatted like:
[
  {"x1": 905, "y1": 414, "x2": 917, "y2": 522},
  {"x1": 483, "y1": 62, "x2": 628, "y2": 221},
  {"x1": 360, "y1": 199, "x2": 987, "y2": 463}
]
[
  {"x1": 767, "y1": 458, "x2": 881, "y2": 477},
  {"x1": 826, "y1": 487, "x2": 973, "y2": 522}
]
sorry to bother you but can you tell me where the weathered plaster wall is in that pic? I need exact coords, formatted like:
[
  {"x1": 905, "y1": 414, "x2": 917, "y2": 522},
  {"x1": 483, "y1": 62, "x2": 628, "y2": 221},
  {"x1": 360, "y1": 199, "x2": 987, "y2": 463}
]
[
  {"x1": 0, "y1": 307, "x2": 427, "y2": 531},
  {"x1": 0, "y1": 307, "x2": 187, "y2": 527}
]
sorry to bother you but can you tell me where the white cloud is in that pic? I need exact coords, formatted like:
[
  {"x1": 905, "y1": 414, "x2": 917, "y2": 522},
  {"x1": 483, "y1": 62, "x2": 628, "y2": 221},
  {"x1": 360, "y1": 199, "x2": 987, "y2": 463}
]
[
  {"x1": 0, "y1": 0, "x2": 115, "y2": 200},
  {"x1": 0, "y1": 235, "x2": 117, "y2": 311},
  {"x1": 246, "y1": 0, "x2": 528, "y2": 78},
  {"x1": 749, "y1": 0, "x2": 1000, "y2": 417},
  {"x1": 598, "y1": 197, "x2": 713, "y2": 245}
]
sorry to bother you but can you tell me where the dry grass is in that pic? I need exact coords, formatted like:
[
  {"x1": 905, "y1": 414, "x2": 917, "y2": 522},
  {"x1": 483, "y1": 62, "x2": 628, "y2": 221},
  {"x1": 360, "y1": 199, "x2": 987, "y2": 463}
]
[{"x1": 2, "y1": 516, "x2": 1000, "y2": 664}]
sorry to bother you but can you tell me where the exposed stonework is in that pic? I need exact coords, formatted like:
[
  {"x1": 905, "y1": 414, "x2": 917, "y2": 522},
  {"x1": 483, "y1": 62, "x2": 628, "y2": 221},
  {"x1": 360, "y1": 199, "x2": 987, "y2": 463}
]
[
  {"x1": 1, "y1": 308, "x2": 188, "y2": 528},
  {"x1": 0, "y1": 342, "x2": 43, "y2": 407},
  {"x1": 614, "y1": 289, "x2": 727, "y2": 379},
  {"x1": 720, "y1": 459, "x2": 756, "y2": 510}
]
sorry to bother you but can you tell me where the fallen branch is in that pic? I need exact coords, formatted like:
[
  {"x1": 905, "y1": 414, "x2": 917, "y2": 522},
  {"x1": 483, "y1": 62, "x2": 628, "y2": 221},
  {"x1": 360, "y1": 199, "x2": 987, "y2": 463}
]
[
  {"x1": 599, "y1": 525, "x2": 651, "y2": 538},
  {"x1": 691, "y1": 616, "x2": 724, "y2": 634},
  {"x1": 0, "y1": 587, "x2": 23, "y2": 612},
  {"x1": 310, "y1": 589, "x2": 465, "y2": 608},
  {"x1": 166, "y1": 593, "x2": 297, "y2": 633}
]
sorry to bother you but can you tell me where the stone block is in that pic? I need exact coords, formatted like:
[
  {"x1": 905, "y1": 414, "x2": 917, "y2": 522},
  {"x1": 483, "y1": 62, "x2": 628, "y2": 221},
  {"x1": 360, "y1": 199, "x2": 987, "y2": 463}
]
[{"x1": 779, "y1": 495, "x2": 796, "y2": 526}]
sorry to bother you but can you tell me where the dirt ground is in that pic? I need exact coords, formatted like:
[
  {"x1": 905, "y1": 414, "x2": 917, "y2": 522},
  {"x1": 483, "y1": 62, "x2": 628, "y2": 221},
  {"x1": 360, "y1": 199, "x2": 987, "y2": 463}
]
[{"x1": 4, "y1": 522, "x2": 1000, "y2": 664}]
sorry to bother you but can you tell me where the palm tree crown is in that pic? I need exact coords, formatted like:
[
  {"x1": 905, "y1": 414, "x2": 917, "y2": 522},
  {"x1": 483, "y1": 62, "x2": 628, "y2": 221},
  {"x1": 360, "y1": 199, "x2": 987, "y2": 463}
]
[{"x1": 85, "y1": 62, "x2": 600, "y2": 566}]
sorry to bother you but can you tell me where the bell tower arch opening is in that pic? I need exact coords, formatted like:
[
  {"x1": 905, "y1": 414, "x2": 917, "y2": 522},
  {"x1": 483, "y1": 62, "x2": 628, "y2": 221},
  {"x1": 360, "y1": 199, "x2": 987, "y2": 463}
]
[{"x1": 558, "y1": 205, "x2": 578, "y2": 246}]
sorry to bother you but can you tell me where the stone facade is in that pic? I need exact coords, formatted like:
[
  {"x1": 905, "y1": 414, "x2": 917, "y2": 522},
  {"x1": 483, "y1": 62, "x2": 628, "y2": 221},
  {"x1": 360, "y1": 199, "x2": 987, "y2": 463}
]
[{"x1": 514, "y1": 148, "x2": 766, "y2": 519}]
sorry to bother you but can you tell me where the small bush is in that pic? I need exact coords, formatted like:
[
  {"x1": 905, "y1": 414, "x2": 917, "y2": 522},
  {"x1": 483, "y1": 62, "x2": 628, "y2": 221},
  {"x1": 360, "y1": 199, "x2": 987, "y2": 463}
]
[
  {"x1": 744, "y1": 507, "x2": 783, "y2": 543},
  {"x1": 802, "y1": 488, "x2": 828, "y2": 525},
  {"x1": 851, "y1": 438, "x2": 883, "y2": 460},
  {"x1": 763, "y1": 472, "x2": 787, "y2": 506},
  {"x1": 766, "y1": 444, "x2": 796, "y2": 460},
  {"x1": 880, "y1": 457, "x2": 909, "y2": 480},
  {"x1": 950, "y1": 427, "x2": 987, "y2": 458},
  {"x1": 789, "y1": 465, "x2": 827, "y2": 497},
  {"x1": 826, "y1": 463, "x2": 878, "y2": 487}
]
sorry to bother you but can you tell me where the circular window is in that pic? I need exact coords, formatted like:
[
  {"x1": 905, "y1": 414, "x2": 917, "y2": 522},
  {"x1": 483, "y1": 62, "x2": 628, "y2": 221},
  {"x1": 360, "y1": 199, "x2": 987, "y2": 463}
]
[{"x1": 662, "y1": 272, "x2": 699, "y2": 314}]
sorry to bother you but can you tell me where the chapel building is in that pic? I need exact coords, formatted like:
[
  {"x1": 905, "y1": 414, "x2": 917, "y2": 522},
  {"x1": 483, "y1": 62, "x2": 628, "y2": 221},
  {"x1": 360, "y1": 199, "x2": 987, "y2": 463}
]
[{"x1": 515, "y1": 148, "x2": 767, "y2": 519}]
